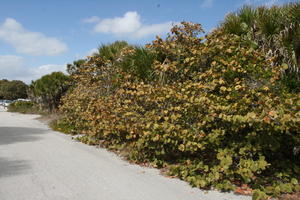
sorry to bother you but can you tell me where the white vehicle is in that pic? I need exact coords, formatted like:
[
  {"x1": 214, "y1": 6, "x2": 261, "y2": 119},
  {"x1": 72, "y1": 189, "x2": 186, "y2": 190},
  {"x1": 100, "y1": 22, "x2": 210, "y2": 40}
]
[
  {"x1": 16, "y1": 98, "x2": 31, "y2": 102},
  {"x1": 2, "y1": 100, "x2": 12, "y2": 107}
]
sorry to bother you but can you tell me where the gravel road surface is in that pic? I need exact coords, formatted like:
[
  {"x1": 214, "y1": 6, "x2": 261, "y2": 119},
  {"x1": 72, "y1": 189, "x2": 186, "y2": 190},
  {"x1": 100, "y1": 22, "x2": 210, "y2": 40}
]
[{"x1": 0, "y1": 109, "x2": 251, "y2": 200}]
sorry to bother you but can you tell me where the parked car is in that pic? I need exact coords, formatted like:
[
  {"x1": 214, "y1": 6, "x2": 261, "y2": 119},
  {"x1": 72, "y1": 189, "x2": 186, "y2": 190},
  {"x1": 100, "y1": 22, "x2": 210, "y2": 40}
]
[
  {"x1": 16, "y1": 98, "x2": 31, "y2": 102},
  {"x1": 2, "y1": 100, "x2": 12, "y2": 107}
]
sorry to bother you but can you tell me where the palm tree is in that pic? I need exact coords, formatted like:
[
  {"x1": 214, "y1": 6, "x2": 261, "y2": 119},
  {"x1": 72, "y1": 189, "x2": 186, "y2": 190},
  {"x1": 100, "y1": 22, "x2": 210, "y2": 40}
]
[
  {"x1": 222, "y1": 5, "x2": 257, "y2": 36},
  {"x1": 97, "y1": 41, "x2": 129, "y2": 65},
  {"x1": 118, "y1": 46, "x2": 156, "y2": 81},
  {"x1": 221, "y1": 3, "x2": 300, "y2": 76}
]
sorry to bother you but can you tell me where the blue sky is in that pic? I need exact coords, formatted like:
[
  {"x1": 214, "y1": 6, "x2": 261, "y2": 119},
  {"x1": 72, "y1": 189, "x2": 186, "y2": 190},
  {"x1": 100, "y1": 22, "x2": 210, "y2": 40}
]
[{"x1": 0, "y1": 0, "x2": 296, "y2": 83}]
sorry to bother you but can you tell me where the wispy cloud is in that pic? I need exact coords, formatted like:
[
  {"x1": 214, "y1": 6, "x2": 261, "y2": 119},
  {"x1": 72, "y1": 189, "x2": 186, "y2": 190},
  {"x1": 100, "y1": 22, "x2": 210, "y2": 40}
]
[
  {"x1": 0, "y1": 55, "x2": 27, "y2": 80},
  {"x1": 86, "y1": 48, "x2": 98, "y2": 57},
  {"x1": 133, "y1": 22, "x2": 174, "y2": 38},
  {"x1": 84, "y1": 11, "x2": 175, "y2": 38},
  {"x1": 0, "y1": 18, "x2": 68, "y2": 56},
  {"x1": 82, "y1": 16, "x2": 101, "y2": 23},
  {"x1": 27, "y1": 64, "x2": 67, "y2": 82},
  {"x1": 201, "y1": 0, "x2": 214, "y2": 8},
  {"x1": 264, "y1": 0, "x2": 279, "y2": 7},
  {"x1": 243, "y1": 0, "x2": 280, "y2": 7}
]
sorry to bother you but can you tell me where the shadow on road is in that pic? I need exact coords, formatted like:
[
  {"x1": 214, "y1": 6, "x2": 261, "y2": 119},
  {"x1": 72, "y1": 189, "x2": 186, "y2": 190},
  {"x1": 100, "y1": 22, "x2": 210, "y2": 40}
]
[
  {"x1": 0, "y1": 157, "x2": 31, "y2": 178},
  {"x1": 0, "y1": 127, "x2": 48, "y2": 178},
  {"x1": 0, "y1": 127, "x2": 47, "y2": 145}
]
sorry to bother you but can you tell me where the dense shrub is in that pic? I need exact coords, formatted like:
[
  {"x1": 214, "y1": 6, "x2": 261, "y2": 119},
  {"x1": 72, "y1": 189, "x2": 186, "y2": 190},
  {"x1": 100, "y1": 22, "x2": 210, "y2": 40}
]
[{"x1": 59, "y1": 21, "x2": 300, "y2": 199}]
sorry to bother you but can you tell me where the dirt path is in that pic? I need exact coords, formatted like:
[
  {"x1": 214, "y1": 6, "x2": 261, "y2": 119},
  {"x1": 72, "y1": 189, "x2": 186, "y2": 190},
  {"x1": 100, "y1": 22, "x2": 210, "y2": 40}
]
[{"x1": 0, "y1": 111, "x2": 251, "y2": 200}]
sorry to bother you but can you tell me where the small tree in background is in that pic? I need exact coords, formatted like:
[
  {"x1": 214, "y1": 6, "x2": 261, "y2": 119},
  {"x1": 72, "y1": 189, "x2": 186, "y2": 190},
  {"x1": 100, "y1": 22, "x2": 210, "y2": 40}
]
[
  {"x1": 0, "y1": 79, "x2": 28, "y2": 100},
  {"x1": 28, "y1": 72, "x2": 70, "y2": 112}
]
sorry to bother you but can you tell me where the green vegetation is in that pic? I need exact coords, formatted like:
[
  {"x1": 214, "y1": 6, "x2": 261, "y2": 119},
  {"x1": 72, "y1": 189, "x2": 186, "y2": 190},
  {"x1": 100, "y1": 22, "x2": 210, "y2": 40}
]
[
  {"x1": 28, "y1": 72, "x2": 70, "y2": 112},
  {"x1": 57, "y1": 16, "x2": 299, "y2": 200},
  {"x1": 7, "y1": 101, "x2": 37, "y2": 114},
  {"x1": 221, "y1": 3, "x2": 300, "y2": 89},
  {"x1": 119, "y1": 46, "x2": 157, "y2": 81},
  {"x1": 0, "y1": 79, "x2": 28, "y2": 100},
  {"x1": 97, "y1": 41, "x2": 129, "y2": 64},
  {"x1": 50, "y1": 117, "x2": 75, "y2": 134},
  {"x1": 8, "y1": 3, "x2": 300, "y2": 199}
]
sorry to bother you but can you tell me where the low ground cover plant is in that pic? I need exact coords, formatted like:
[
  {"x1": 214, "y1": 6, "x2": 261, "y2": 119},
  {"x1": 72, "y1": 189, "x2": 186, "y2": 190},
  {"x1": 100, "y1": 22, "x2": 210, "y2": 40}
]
[{"x1": 8, "y1": 101, "x2": 37, "y2": 114}]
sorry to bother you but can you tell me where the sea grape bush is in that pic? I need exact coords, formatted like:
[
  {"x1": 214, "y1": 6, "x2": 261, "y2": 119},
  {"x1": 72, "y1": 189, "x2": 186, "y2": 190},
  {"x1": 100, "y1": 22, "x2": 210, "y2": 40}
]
[{"x1": 59, "y1": 21, "x2": 300, "y2": 199}]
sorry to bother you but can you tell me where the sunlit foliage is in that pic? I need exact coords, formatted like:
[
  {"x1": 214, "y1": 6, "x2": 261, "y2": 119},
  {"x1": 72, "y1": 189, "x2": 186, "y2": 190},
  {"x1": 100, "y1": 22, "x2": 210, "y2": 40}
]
[{"x1": 58, "y1": 20, "x2": 300, "y2": 199}]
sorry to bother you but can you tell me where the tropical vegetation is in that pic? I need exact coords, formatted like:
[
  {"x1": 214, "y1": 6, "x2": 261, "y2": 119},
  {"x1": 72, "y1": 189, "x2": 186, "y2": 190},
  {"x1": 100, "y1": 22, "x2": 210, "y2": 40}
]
[
  {"x1": 8, "y1": 3, "x2": 300, "y2": 199},
  {"x1": 221, "y1": 3, "x2": 300, "y2": 92},
  {"x1": 28, "y1": 72, "x2": 70, "y2": 112},
  {"x1": 8, "y1": 101, "x2": 36, "y2": 114}
]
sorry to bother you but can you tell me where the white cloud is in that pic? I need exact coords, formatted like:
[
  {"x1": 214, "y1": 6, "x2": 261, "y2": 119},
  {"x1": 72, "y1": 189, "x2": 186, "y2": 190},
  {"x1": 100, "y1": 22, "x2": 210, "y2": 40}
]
[
  {"x1": 133, "y1": 22, "x2": 174, "y2": 38},
  {"x1": 201, "y1": 0, "x2": 214, "y2": 8},
  {"x1": 86, "y1": 48, "x2": 98, "y2": 56},
  {"x1": 93, "y1": 11, "x2": 142, "y2": 35},
  {"x1": 87, "y1": 11, "x2": 174, "y2": 38},
  {"x1": 0, "y1": 18, "x2": 68, "y2": 56},
  {"x1": 243, "y1": 0, "x2": 279, "y2": 6},
  {"x1": 82, "y1": 16, "x2": 101, "y2": 23},
  {"x1": 0, "y1": 54, "x2": 66, "y2": 83},
  {"x1": 73, "y1": 48, "x2": 98, "y2": 61},
  {"x1": 0, "y1": 55, "x2": 28, "y2": 80},
  {"x1": 264, "y1": 0, "x2": 278, "y2": 7},
  {"x1": 27, "y1": 64, "x2": 66, "y2": 83}
]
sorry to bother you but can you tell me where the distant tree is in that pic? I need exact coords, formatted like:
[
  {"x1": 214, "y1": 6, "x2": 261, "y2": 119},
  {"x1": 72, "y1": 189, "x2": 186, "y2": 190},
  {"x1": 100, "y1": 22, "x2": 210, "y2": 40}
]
[
  {"x1": 0, "y1": 79, "x2": 9, "y2": 99},
  {"x1": 0, "y1": 79, "x2": 28, "y2": 100},
  {"x1": 28, "y1": 72, "x2": 70, "y2": 111}
]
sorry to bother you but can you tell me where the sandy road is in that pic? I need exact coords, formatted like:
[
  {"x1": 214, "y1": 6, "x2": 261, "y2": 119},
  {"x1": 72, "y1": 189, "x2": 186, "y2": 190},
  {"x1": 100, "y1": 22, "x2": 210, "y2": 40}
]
[{"x1": 0, "y1": 109, "x2": 251, "y2": 200}]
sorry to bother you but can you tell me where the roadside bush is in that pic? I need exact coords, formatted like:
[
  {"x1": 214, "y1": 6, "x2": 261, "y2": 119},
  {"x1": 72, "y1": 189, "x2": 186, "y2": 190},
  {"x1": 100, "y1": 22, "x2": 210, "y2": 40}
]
[
  {"x1": 59, "y1": 21, "x2": 300, "y2": 199},
  {"x1": 8, "y1": 101, "x2": 37, "y2": 114},
  {"x1": 50, "y1": 117, "x2": 75, "y2": 134}
]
